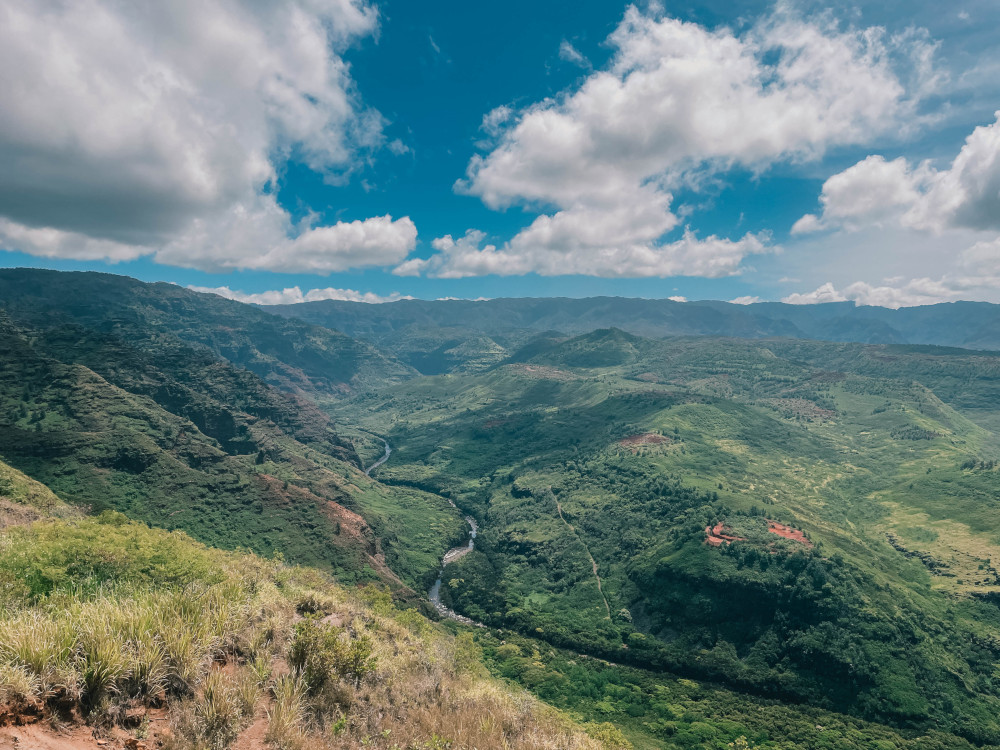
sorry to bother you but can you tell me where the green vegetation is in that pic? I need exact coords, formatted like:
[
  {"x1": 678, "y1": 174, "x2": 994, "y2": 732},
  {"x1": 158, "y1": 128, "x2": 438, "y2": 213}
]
[
  {"x1": 0, "y1": 309, "x2": 464, "y2": 593},
  {"x1": 0, "y1": 456, "x2": 78, "y2": 526},
  {"x1": 0, "y1": 268, "x2": 415, "y2": 395},
  {"x1": 7, "y1": 271, "x2": 1000, "y2": 748},
  {"x1": 0, "y1": 513, "x2": 600, "y2": 749},
  {"x1": 477, "y1": 629, "x2": 986, "y2": 749},
  {"x1": 267, "y1": 295, "x2": 1000, "y2": 355},
  {"x1": 330, "y1": 329, "x2": 1000, "y2": 744}
]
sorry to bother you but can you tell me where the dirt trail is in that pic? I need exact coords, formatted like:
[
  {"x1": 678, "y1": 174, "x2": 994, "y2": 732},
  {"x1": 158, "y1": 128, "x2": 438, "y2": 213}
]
[{"x1": 555, "y1": 499, "x2": 611, "y2": 618}]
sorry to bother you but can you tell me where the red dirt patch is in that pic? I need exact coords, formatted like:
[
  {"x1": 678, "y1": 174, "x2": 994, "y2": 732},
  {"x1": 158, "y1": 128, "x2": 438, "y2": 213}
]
[
  {"x1": 618, "y1": 433, "x2": 671, "y2": 452},
  {"x1": 705, "y1": 522, "x2": 747, "y2": 546},
  {"x1": 0, "y1": 700, "x2": 42, "y2": 728},
  {"x1": 767, "y1": 521, "x2": 812, "y2": 547}
]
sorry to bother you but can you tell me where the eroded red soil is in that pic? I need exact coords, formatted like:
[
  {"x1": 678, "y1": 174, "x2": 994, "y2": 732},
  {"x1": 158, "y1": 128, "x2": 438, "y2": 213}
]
[
  {"x1": 767, "y1": 521, "x2": 812, "y2": 547},
  {"x1": 618, "y1": 433, "x2": 670, "y2": 451},
  {"x1": 705, "y1": 522, "x2": 747, "y2": 546}
]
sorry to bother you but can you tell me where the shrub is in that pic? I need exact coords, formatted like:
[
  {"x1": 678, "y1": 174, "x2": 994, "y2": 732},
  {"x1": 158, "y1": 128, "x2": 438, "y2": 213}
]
[{"x1": 288, "y1": 618, "x2": 376, "y2": 693}]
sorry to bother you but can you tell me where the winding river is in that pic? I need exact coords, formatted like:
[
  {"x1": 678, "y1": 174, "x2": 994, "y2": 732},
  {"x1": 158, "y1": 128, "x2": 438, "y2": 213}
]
[
  {"x1": 366, "y1": 439, "x2": 482, "y2": 626},
  {"x1": 428, "y1": 511, "x2": 482, "y2": 626},
  {"x1": 364, "y1": 440, "x2": 392, "y2": 476}
]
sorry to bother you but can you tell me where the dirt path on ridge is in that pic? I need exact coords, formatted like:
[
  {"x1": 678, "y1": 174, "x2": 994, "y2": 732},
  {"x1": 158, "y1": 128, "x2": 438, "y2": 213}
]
[{"x1": 555, "y1": 499, "x2": 612, "y2": 618}]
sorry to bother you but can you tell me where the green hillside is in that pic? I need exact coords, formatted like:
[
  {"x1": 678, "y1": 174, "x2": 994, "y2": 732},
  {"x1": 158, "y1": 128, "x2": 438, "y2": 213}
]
[
  {"x1": 0, "y1": 310, "x2": 463, "y2": 594},
  {"x1": 6, "y1": 271, "x2": 1000, "y2": 748},
  {"x1": 0, "y1": 456, "x2": 78, "y2": 527},
  {"x1": 0, "y1": 268, "x2": 415, "y2": 396},
  {"x1": 330, "y1": 329, "x2": 1000, "y2": 745}
]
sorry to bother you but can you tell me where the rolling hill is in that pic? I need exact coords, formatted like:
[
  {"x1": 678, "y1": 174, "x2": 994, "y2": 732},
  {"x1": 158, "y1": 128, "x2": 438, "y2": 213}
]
[{"x1": 0, "y1": 268, "x2": 415, "y2": 396}]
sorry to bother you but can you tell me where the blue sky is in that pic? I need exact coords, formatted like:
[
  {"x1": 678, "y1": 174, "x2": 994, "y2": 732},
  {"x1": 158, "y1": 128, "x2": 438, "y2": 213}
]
[{"x1": 1, "y1": 0, "x2": 999, "y2": 307}]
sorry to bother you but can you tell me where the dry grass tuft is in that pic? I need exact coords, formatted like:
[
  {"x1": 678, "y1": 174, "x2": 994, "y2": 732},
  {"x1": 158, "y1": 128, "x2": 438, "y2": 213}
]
[{"x1": 0, "y1": 516, "x2": 606, "y2": 749}]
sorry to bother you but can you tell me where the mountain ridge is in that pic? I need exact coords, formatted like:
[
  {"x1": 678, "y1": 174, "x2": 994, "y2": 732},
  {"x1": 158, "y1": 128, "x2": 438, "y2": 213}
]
[{"x1": 266, "y1": 295, "x2": 1000, "y2": 353}]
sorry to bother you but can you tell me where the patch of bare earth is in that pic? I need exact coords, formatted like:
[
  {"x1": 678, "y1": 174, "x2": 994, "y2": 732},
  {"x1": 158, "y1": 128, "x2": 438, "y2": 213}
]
[
  {"x1": 767, "y1": 521, "x2": 813, "y2": 547},
  {"x1": 510, "y1": 364, "x2": 575, "y2": 380},
  {"x1": 705, "y1": 522, "x2": 747, "y2": 547},
  {"x1": 255, "y1": 474, "x2": 407, "y2": 590},
  {"x1": 0, "y1": 715, "x2": 165, "y2": 750},
  {"x1": 0, "y1": 499, "x2": 44, "y2": 529},
  {"x1": 618, "y1": 433, "x2": 670, "y2": 452}
]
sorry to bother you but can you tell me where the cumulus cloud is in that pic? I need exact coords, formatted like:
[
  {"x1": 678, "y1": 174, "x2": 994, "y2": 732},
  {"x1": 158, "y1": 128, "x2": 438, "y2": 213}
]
[
  {"x1": 794, "y1": 112, "x2": 1000, "y2": 234},
  {"x1": 0, "y1": 0, "x2": 411, "y2": 272},
  {"x1": 0, "y1": 200, "x2": 417, "y2": 274},
  {"x1": 394, "y1": 225, "x2": 768, "y2": 279},
  {"x1": 481, "y1": 106, "x2": 514, "y2": 137},
  {"x1": 730, "y1": 295, "x2": 763, "y2": 304},
  {"x1": 782, "y1": 279, "x2": 961, "y2": 307},
  {"x1": 781, "y1": 265, "x2": 1000, "y2": 308},
  {"x1": 463, "y1": 7, "x2": 930, "y2": 207},
  {"x1": 189, "y1": 285, "x2": 412, "y2": 305},
  {"x1": 412, "y1": 5, "x2": 935, "y2": 279}
]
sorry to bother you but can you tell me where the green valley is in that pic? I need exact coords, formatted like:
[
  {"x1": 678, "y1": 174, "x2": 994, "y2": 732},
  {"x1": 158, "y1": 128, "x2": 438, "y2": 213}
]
[
  {"x1": 328, "y1": 328, "x2": 1000, "y2": 746},
  {"x1": 4, "y1": 272, "x2": 1000, "y2": 749}
]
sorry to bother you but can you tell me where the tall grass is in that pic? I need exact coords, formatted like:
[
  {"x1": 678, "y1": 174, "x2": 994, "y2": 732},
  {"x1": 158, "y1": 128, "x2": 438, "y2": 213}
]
[{"x1": 0, "y1": 515, "x2": 605, "y2": 749}]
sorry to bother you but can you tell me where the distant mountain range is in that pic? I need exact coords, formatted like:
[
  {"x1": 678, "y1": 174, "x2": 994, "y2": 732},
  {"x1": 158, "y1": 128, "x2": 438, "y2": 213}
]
[
  {"x1": 262, "y1": 295, "x2": 1000, "y2": 379},
  {"x1": 266, "y1": 295, "x2": 1000, "y2": 351}
]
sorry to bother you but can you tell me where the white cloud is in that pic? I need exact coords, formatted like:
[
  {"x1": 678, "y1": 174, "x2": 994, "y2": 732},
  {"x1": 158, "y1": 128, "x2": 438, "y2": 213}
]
[
  {"x1": 0, "y1": 199, "x2": 417, "y2": 274},
  {"x1": 387, "y1": 139, "x2": 411, "y2": 156},
  {"x1": 188, "y1": 285, "x2": 411, "y2": 305},
  {"x1": 730, "y1": 295, "x2": 762, "y2": 304},
  {"x1": 394, "y1": 225, "x2": 769, "y2": 279},
  {"x1": 0, "y1": 0, "x2": 409, "y2": 272},
  {"x1": 668, "y1": 296, "x2": 688, "y2": 302},
  {"x1": 794, "y1": 112, "x2": 1000, "y2": 234},
  {"x1": 481, "y1": 106, "x2": 514, "y2": 137},
  {"x1": 782, "y1": 280, "x2": 957, "y2": 307},
  {"x1": 558, "y1": 40, "x2": 591, "y2": 69},
  {"x1": 782, "y1": 268, "x2": 1000, "y2": 308},
  {"x1": 416, "y1": 5, "x2": 934, "y2": 279},
  {"x1": 462, "y1": 7, "x2": 928, "y2": 210},
  {"x1": 962, "y1": 237, "x2": 1000, "y2": 276},
  {"x1": 0, "y1": 218, "x2": 147, "y2": 263}
]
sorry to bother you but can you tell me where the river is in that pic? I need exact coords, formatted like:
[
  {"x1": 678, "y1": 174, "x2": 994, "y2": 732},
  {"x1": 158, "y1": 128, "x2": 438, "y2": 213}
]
[
  {"x1": 364, "y1": 440, "x2": 392, "y2": 476},
  {"x1": 366, "y1": 439, "x2": 483, "y2": 625},
  {"x1": 428, "y1": 510, "x2": 482, "y2": 626}
]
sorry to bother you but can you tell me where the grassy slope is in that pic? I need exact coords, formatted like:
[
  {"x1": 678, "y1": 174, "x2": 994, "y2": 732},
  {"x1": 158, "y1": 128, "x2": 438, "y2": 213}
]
[
  {"x1": 328, "y1": 331, "x2": 1000, "y2": 745},
  {"x1": 0, "y1": 457, "x2": 79, "y2": 527},
  {"x1": 0, "y1": 513, "x2": 606, "y2": 750}
]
